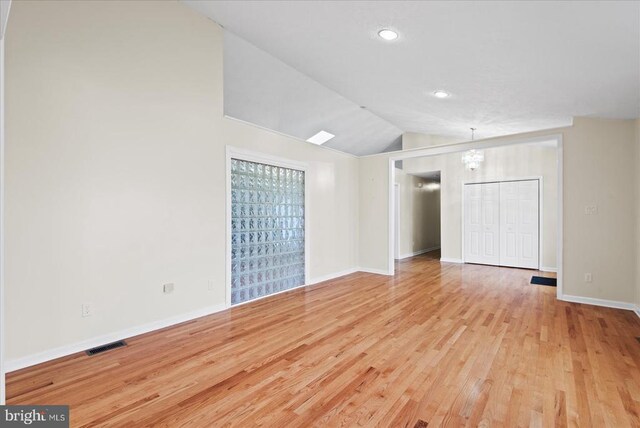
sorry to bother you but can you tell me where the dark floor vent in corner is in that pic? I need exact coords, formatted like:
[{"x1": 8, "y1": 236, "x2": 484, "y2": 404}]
[
  {"x1": 531, "y1": 276, "x2": 557, "y2": 287},
  {"x1": 86, "y1": 340, "x2": 127, "y2": 356}
]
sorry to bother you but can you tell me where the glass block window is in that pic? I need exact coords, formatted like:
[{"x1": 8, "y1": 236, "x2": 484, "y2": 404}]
[{"x1": 230, "y1": 158, "x2": 305, "y2": 305}]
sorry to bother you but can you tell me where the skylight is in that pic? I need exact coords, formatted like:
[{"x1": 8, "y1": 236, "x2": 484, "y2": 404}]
[{"x1": 306, "y1": 130, "x2": 335, "y2": 145}]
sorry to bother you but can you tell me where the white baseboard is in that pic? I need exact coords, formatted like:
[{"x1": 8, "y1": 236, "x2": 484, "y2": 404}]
[
  {"x1": 5, "y1": 303, "x2": 229, "y2": 373},
  {"x1": 358, "y1": 267, "x2": 393, "y2": 276},
  {"x1": 559, "y1": 294, "x2": 635, "y2": 311},
  {"x1": 397, "y1": 246, "x2": 440, "y2": 260},
  {"x1": 308, "y1": 268, "x2": 358, "y2": 285},
  {"x1": 440, "y1": 257, "x2": 463, "y2": 264},
  {"x1": 540, "y1": 266, "x2": 558, "y2": 273},
  {"x1": 6, "y1": 267, "x2": 365, "y2": 372},
  {"x1": 634, "y1": 306, "x2": 640, "y2": 319}
]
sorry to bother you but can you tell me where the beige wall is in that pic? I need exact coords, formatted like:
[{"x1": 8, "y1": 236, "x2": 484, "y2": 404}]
[
  {"x1": 5, "y1": 1, "x2": 359, "y2": 362},
  {"x1": 395, "y1": 169, "x2": 440, "y2": 258},
  {"x1": 401, "y1": 142, "x2": 558, "y2": 269},
  {"x1": 359, "y1": 117, "x2": 638, "y2": 304},
  {"x1": 358, "y1": 155, "x2": 389, "y2": 271}
]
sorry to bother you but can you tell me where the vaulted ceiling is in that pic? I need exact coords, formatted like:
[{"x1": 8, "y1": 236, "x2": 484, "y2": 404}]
[{"x1": 185, "y1": 1, "x2": 640, "y2": 155}]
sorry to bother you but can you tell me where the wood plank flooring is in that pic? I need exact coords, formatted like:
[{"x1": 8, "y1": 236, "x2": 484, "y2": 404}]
[{"x1": 7, "y1": 251, "x2": 640, "y2": 427}]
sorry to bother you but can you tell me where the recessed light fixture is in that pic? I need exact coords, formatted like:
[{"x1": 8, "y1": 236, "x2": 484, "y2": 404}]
[
  {"x1": 306, "y1": 130, "x2": 335, "y2": 145},
  {"x1": 378, "y1": 29, "x2": 398, "y2": 41},
  {"x1": 433, "y1": 90, "x2": 450, "y2": 98}
]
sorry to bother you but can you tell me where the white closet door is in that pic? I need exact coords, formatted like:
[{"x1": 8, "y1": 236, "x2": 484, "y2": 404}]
[
  {"x1": 499, "y1": 180, "x2": 539, "y2": 269},
  {"x1": 499, "y1": 182, "x2": 519, "y2": 267},
  {"x1": 464, "y1": 184, "x2": 483, "y2": 263},
  {"x1": 464, "y1": 183, "x2": 500, "y2": 265}
]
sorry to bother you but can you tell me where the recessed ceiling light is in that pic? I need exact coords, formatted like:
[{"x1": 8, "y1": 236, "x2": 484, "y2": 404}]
[
  {"x1": 306, "y1": 130, "x2": 335, "y2": 145},
  {"x1": 378, "y1": 29, "x2": 398, "y2": 41},
  {"x1": 433, "y1": 90, "x2": 450, "y2": 98}
]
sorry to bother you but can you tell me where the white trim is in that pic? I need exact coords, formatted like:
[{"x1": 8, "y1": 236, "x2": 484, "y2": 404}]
[
  {"x1": 4, "y1": 303, "x2": 228, "y2": 373},
  {"x1": 634, "y1": 306, "x2": 640, "y2": 319},
  {"x1": 556, "y1": 136, "x2": 564, "y2": 298},
  {"x1": 394, "y1": 183, "x2": 400, "y2": 260},
  {"x1": 225, "y1": 146, "x2": 310, "y2": 172},
  {"x1": 225, "y1": 146, "x2": 310, "y2": 308},
  {"x1": 358, "y1": 267, "x2": 394, "y2": 276},
  {"x1": 440, "y1": 257, "x2": 463, "y2": 263},
  {"x1": 560, "y1": 294, "x2": 635, "y2": 311},
  {"x1": 388, "y1": 161, "x2": 396, "y2": 275},
  {"x1": 396, "y1": 246, "x2": 440, "y2": 260},
  {"x1": 365, "y1": 131, "x2": 563, "y2": 159},
  {"x1": 540, "y1": 266, "x2": 558, "y2": 273},
  {"x1": 308, "y1": 268, "x2": 358, "y2": 285},
  {"x1": 387, "y1": 134, "x2": 563, "y2": 301}
]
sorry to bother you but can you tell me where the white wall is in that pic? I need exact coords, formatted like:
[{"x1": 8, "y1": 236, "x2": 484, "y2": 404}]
[
  {"x1": 4, "y1": 1, "x2": 358, "y2": 365},
  {"x1": 395, "y1": 169, "x2": 440, "y2": 258},
  {"x1": 401, "y1": 142, "x2": 558, "y2": 269},
  {"x1": 359, "y1": 117, "x2": 639, "y2": 304}
]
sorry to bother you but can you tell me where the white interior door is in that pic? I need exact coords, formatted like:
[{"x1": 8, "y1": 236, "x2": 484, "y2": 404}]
[
  {"x1": 464, "y1": 182, "x2": 500, "y2": 265},
  {"x1": 499, "y1": 180, "x2": 539, "y2": 269}
]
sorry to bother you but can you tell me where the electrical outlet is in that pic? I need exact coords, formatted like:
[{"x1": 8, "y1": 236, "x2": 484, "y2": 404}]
[
  {"x1": 584, "y1": 205, "x2": 598, "y2": 215},
  {"x1": 584, "y1": 273, "x2": 593, "y2": 283},
  {"x1": 82, "y1": 303, "x2": 92, "y2": 317},
  {"x1": 163, "y1": 283, "x2": 174, "y2": 294},
  {"x1": 208, "y1": 280, "x2": 214, "y2": 291}
]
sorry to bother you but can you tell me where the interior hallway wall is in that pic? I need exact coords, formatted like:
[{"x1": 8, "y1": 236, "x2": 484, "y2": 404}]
[{"x1": 395, "y1": 169, "x2": 440, "y2": 258}]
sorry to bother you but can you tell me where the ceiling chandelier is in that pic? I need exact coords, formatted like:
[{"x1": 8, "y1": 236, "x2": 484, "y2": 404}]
[{"x1": 462, "y1": 128, "x2": 484, "y2": 171}]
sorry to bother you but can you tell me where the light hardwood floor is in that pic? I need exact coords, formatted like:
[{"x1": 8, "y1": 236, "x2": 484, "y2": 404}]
[{"x1": 7, "y1": 251, "x2": 640, "y2": 427}]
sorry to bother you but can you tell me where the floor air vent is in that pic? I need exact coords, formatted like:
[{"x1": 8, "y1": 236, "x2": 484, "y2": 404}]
[{"x1": 86, "y1": 340, "x2": 127, "y2": 356}]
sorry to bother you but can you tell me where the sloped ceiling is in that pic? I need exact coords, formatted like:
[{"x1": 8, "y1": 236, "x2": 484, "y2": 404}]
[
  {"x1": 185, "y1": 0, "x2": 640, "y2": 155},
  {"x1": 224, "y1": 32, "x2": 402, "y2": 156}
]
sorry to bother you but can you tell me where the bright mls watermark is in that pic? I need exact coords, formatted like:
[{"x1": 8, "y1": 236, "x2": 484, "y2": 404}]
[{"x1": 0, "y1": 406, "x2": 68, "y2": 427}]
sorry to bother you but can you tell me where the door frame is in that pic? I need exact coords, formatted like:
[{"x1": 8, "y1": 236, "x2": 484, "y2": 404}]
[
  {"x1": 225, "y1": 146, "x2": 310, "y2": 308},
  {"x1": 387, "y1": 134, "x2": 563, "y2": 299},
  {"x1": 461, "y1": 176, "x2": 543, "y2": 270},
  {"x1": 394, "y1": 183, "x2": 400, "y2": 260}
]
